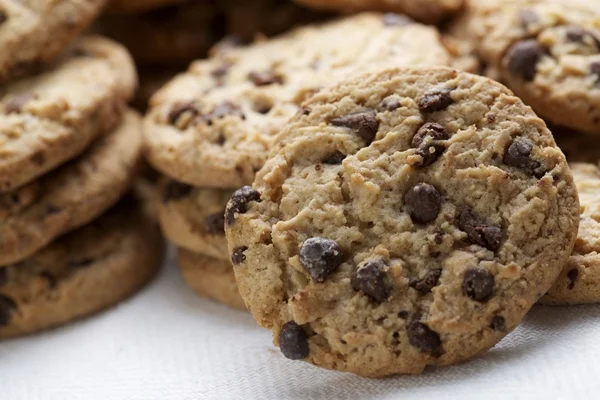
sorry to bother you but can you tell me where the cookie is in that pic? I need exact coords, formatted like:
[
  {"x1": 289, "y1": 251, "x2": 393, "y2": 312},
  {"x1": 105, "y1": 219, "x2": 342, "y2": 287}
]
[
  {"x1": 0, "y1": 110, "x2": 143, "y2": 267},
  {"x1": 96, "y1": 0, "x2": 327, "y2": 65},
  {"x1": 452, "y1": 0, "x2": 600, "y2": 134},
  {"x1": 177, "y1": 248, "x2": 245, "y2": 310},
  {"x1": 0, "y1": 187, "x2": 164, "y2": 339},
  {"x1": 0, "y1": 35, "x2": 137, "y2": 192},
  {"x1": 292, "y1": 0, "x2": 463, "y2": 23},
  {"x1": 144, "y1": 13, "x2": 452, "y2": 188},
  {"x1": 105, "y1": 0, "x2": 185, "y2": 13},
  {"x1": 540, "y1": 163, "x2": 600, "y2": 305},
  {"x1": 0, "y1": 0, "x2": 107, "y2": 83},
  {"x1": 225, "y1": 66, "x2": 580, "y2": 376},
  {"x1": 157, "y1": 179, "x2": 231, "y2": 261}
]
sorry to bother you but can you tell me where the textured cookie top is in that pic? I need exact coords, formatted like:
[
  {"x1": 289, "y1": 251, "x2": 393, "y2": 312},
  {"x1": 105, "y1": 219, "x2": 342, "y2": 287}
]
[
  {"x1": 144, "y1": 13, "x2": 451, "y2": 188},
  {"x1": 292, "y1": 0, "x2": 463, "y2": 23},
  {"x1": 455, "y1": 0, "x2": 600, "y2": 133},
  {"x1": 0, "y1": 0, "x2": 107, "y2": 83},
  {"x1": 0, "y1": 36, "x2": 137, "y2": 192},
  {"x1": 542, "y1": 163, "x2": 600, "y2": 305},
  {"x1": 225, "y1": 67, "x2": 579, "y2": 376},
  {"x1": 0, "y1": 110, "x2": 142, "y2": 267}
]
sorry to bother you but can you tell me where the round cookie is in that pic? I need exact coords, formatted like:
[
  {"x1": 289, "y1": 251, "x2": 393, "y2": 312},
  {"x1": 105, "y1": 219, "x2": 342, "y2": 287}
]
[
  {"x1": 541, "y1": 163, "x2": 600, "y2": 305},
  {"x1": 177, "y1": 248, "x2": 245, "y2": 310},
  {"x1": 144, "y1": 13, "x2": 452, "y2": 188},
  {"x1": 0, "y1": 35, "x2": 137, "y2": 192},
  {"x1": 225, "y1": 66, "x2": 580, "y2": 376},
  {"x1": 0, "y1": 0, "x2": 107, "y2": 83},
  {"x1": 452, "y1": 0, "x2": 600, "y2": 134},
  {"x1": 292, "y1": 0, "x2": 463, "y2": 23},
  {"x1": 0, "y1": 187, "x2": 164, "y2": 339},
  {"x1": 0, "y1": 110, "x2": 143, "y2": 267},
  {"x1": 157, "y1": 179, "x2": 231, "y2": 261}
]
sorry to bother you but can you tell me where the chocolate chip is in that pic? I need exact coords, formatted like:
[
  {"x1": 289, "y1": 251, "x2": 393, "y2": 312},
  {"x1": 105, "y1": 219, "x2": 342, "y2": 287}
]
[
  {"x1": 351, "y1": 259, "x2": 391, "y2": 302},
  {"x1": 248, "y1": 71, "x2": 284, "y2": 86},
  {"x1": 216, "y1": 134, "x2": 226, "y2": 145},
  {"x1": 30, "y1": 151, "x2": 45, "y2": 166},
  {"x1": 5, "y1": 92, "x2": 33, "y2": 114},
  {"x1": 410, "y1": 269, "x2": 442, "y2": 294},
  {"x1": 323, "y1": 152, "x2": 346, "y2": 165},
  {"x1": 231, "y1": 247, "x2": 248, "y2": 265},
  {"x1": 462, "y1": 268, "x2": 495, "y2": 302},
  {"x1": 208, "y1": 101, "x2": 245, "y2": 121},
  {"x1": 383, "y1": 13, "x2": 413, "y2": 27},
  {"x1": 503, "y1": 137, "x2": 544, "y2": 177},
  {"x1": 565, "y1": 27, "x2": 600, "y2": 49},
  {"x1": 380, "y1": 96, "x2": 402, "y2": 111},
  {"x1": 279, "y1": 321, "x2": 309, "y2": 360},
  {"x1": 412, "y1": 123, "x2": 450, "y2": 167},
  {"x1": 0, "y1": 11, "x2": 7, "y2": 24},
  {"x1": 506, "y1": 39, "x2": 547, "y2": 81},
  {"x1": 407, "y1": 321, "x2": 441, "y2": 354},
  {"x1": 404, "y1": 183, "x2": 442, "y2": 224},
  {"x1": 490, "y1": 316, "x2": 506, "y2": 331},
  {"x1": 591, "y1": 61, "x2": 600, "y2": 80},
  {"x1": 418, "y1": 87, "x2": 454, "y2": 113},
  {"x1": 458, "y1": 208, "x2": 504, "y2": 251},
  {"x1": 567, "y1": 268, "x2": 579, "y2": 290},
  {"x1": 0, "y1": 295, "x2": 16, "y2": 326},
  {"x1": 225, "y1": 186, "x2": 261, "y2": 225},
  {"x1": 205, "y1": 211, "x2": 225, "y2": 235},
  {"x1": 299, "y1": 237, "x2": 343, "y2": 283},
  {"x1": 168, "y1": 101, "x2": 198, "y2": 126},
  {"x1": 519, "y1": 9, "x2": 538, "y2": 29},
  {"x1": 211, "y1": 64, "x2": 231, "y2": 80},
  {"x1": 330, "y1": 111, "x2": 379, "y2": 144},
  {"x1": 162, "y1": 180, "x2": 192, "y2": 203},
  {"x1": 398, "y1": 311, "x2": 409, "y2": 319}
]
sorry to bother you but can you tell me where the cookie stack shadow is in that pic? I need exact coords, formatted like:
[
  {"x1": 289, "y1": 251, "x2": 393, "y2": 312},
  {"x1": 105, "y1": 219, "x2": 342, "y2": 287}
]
[{"x1": 0, "y1": 4, "x2": 164, "y2": 338}]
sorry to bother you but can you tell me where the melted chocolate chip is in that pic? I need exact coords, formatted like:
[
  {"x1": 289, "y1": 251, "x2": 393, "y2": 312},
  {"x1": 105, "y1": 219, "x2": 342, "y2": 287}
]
[
  {"x1": 162, "y1": 181, "x2": 192, "y2": 203},
  {"x1": 208, "y1": 101, "x2": 245, "y2": 121},
  {"x1": 323, "y1": 152, "x2": 346, "y2": 165},
  {"x1": 458, "y1": 207, "x2": 504, "y2": 251},
  {"x1": 248, "y1": 71, "x2": 284, "y2": 86},
  {"x1": 407, "y1": 321, "x2": 441, "y2": 354},
  {"x1": 380, "y1": 96, "x2": 402, "y2": 111},
  {"x1": 225, "y1": 186, "x2": 261, "y2": 225},
  {"x1": 279, "y1": 321, "x2": 309, "y2": 360},
  {"x1": 567, "y1": 268, "x2": 579, "y2": 290},
  {"x1": 231, "y1": 247, "x2": 248, "y2": 265},
  {"x1": 503, "y1": 137, "x2": 544, "y2": 177},
  {"x1": 507, "y1": 39, "x2": 547, "y2": 81},
  {"x1": 565, "y1": 27, "x2": 600, "y2": 49},
  {"x1": 404, "y1": 183, "x2": 442, "y2": 224},
  {"x1": 168, "y1": 102, "x2": 198, "y2": 126},
  {"x1": 490, "y1": 315, "x2": 506, "y2": 331},
  {"x1": 330, "y1": 111, "x2": 379, "y2": 144},
  {"x1": 383, "y1": 13, "x2": 413, "y2": 26},
  {"x1": 5, "y1": 92, "x2": 33, "y2": 114},
  {"x1": 205, "y1": 211, "x2": 225, "y2": 235},
  {"x1": 418, "y1": 87, "x2": 454, "y2": 113},
  {"x1": 411, "y1": 269, "x2": 442, "y2": 294},
  {"x1": 0, "y1": 295, "x2": 16, "y2": 326},
  {"x1": 299, "y1": 237, "x2": 343, "y2": 283},
  {"x1": 398, "y1": 311, "x2": 410, "y2": 319},
  {"x1": 412, "y1": 123, "x2": 450, "y2": 166},
  {"x1": 351, "y1": 259, "x2": 391, "y2": 302},
  {"x1": 462, "y1": 268, "x2": 495, "y2": 302}
]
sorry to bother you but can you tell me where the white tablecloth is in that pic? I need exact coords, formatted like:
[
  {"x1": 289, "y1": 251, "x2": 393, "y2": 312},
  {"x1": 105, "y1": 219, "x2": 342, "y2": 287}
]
[{"x1": 2, "y1": 247, "x2": 600, "y2": 400}]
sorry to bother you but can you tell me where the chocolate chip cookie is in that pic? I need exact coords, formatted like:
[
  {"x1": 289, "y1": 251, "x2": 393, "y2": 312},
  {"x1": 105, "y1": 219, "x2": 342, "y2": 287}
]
[
  {"x1": 157, "y1": 179, "x2": 231, "y2": 261},
  {"x1": 0, "y1": 187, "x2": 164, "y2": 339},
  {"x1": 0, "y1": 110, "x2": 143, "y2": 267},
  {"x1": 0, "y1": 0, "x2": 107, "y2": 83},
  {"x1": 0, "y1": 36, "x2": 137, "y2": 192},
  {"x1": 225, "y1": 66, "x2": 580, "y2": 376},
  {"x1": 143, "y1": 13, "x2": 452, "y2": 188},
  {"x1": 541, "y1": 163, "x2": 600, "y2": 305},
  {"x1": 177, "y1": 248, "x2": 245, "y2": 310},
  {"x1": 452, "y1": 0, "x2": 600, "y2": 134},
  {"x1": 292, "y1": 0, "x2": 463, "y2": 23}
]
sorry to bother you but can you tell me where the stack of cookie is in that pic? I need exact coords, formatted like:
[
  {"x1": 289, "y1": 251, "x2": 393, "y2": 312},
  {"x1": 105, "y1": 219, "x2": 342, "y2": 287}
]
[
  {"x1": 94, "y1": 0, "x2": 329, "y2": 110},
  {"x1": 143, "y1": 13, "x2": 455, "y2": 310},
  {"x1": 0, "y1": 3, "x2": 163, "y2": 338}
]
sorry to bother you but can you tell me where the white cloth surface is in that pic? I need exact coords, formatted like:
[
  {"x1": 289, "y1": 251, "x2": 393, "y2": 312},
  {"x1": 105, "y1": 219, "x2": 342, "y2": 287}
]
[{"x1": 2, "y1": 247, "x2": 600, "y2": 400}]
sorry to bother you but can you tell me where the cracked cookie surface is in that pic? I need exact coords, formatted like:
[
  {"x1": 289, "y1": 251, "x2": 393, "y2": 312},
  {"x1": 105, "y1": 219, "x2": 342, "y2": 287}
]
[
  {"x1": 143, "y1": 13, "x2": 451, "y2": 188},
  {"x1": 225, "y1": 66, "x2": 579, "y2": 376}
]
